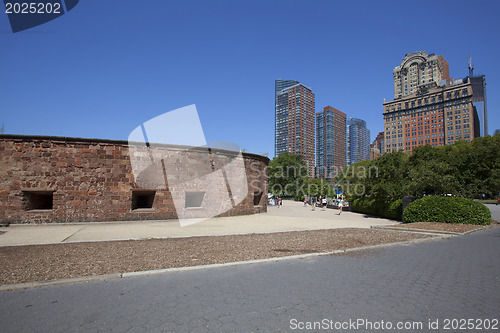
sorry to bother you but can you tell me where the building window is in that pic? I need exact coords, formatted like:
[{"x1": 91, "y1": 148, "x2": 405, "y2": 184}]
[
  {"x1": 132, "y1": 190, "x2": 156, "y2": 210},
  {"x1": 185, "y1": 192, "x2": 205, "y2": 208},
  {"x1": 23, "y1": 190, "x2": 54, "y2": 210},
  {"x1": 253, "y1": 191, "x2": 263, "y2": 206}
]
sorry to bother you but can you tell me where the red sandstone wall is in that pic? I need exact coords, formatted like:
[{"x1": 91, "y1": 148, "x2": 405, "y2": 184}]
[{"x1": 0, "y1": 135, "x2": 268, "y2": 224}]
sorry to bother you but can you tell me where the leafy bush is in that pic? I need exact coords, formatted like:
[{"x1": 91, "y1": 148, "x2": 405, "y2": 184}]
[
  {"x1": 386, "y1": 199, "x2": 403, "y2": 220},
  {"x1": 403, "y1": 196, "x2": 491, "y2": 225},
  {"x1": 351, "y1": 198, "x2": 377, "y2": 216},
  {"x1": 351, "y1": 198, "x2": 402, "y2": 220}
]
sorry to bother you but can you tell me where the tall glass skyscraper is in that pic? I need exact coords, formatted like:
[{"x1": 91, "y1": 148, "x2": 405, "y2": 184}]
[
  {"x1": 346, "y1": 118, "x2": 370, "y2": 166},
  {"x1": 275, "y1": 80, "x2": 299, "y2": 158},
  {"x1": 316, "y1": 106, "x2": 346, "y2": 182},
  {"x1": 275, "y1": 80, "x2": 315, "y2": 177},
  {"x1": 275, "y1": 80, "x2": 299, "y2": 102},
  {"x1": 469, "y1": 75, "x2": 487, "y2": 136}
]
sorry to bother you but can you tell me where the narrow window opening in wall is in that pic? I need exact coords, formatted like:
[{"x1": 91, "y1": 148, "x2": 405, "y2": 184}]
[
  {"x1": 132, "y1": 191, "x2": 155, "y2": 210},
  {"x1": 185, "y1": 192, "x2": 205, "y2": 208},
  {"x1": 23, "y1": 191, "x2": 54, "y2": 210},
  {"x1": 253, "y1": 191, "x2": 263, "y2": 206}
]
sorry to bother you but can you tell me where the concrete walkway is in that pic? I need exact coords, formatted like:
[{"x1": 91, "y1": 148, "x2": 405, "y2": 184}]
[{"x1": 0, "y1": 201, "x2": 399, "y2": 246}]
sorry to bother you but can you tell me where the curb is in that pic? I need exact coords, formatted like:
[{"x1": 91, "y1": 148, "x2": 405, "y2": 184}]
[
  {"x1": 0, "y1": 274, "x2": 122, "y2": 292},
  {"x1": 0, "y1": 235, "x2": 443, "y2": 292},
  {"x1": 371, "y1": 225, "x2": 491, "y2": 235}
]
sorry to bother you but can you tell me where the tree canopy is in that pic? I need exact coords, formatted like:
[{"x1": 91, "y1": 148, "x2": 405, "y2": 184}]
[
  {"x1": 268, "y1": 152, "x2": 309, "y2": 197},
  {"x1": 336, "y1": 134, "x2": 500, "y2": 203}
]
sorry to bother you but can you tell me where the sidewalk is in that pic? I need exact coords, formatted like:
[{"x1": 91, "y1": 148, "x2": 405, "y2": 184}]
[{"x1": 0, "y1": 201, "x2": 400, "y2": 246}]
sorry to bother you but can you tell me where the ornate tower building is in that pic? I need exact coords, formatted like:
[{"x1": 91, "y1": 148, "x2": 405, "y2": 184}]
[{"x1": 393, "y1": 51, "x2": 450, "y2": 99}]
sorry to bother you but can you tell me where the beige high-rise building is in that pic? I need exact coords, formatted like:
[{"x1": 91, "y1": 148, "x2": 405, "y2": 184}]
[
  {"x1": 393, "y1": 51, "x2": 450, "y2": 99},
  {"x1": 383, "y1": 79, "x2": 480, "y2": 153},
  {"x1": 385, "y1": 52, "x2": 485, "y2": 154}
]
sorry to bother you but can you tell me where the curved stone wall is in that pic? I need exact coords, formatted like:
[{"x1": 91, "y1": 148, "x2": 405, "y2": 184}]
[{"x1": 0, "y1": 135, "x2": 269, "y2": 224}]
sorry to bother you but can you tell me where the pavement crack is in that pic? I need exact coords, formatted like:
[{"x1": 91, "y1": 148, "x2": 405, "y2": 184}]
[{"x1": 61, "y1": 226, "x2": 87, "y2": 242}]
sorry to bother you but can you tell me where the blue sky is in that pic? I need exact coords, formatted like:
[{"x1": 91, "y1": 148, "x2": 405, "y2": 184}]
[{"x1": 1, "y1": 0, "x2": 499, "y2": 157}]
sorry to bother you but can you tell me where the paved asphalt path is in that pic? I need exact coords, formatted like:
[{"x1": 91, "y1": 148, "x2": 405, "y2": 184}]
[
  {"x1": 488, "y1": 203, "x2": 500, "y2": 222},
  {"x1": 0, "y1": 209, "x2": 499, "y2": 332}
]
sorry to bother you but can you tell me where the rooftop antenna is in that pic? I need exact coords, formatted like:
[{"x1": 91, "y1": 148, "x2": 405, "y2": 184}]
[{"x1": 468, "y1": 54, "x2": 474, "y2": 77}]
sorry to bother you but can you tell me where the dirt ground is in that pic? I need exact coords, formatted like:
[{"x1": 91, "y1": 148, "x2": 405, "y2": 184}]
[{"x1": 0, "y1": 228, "x2": 434, "y2": 285}]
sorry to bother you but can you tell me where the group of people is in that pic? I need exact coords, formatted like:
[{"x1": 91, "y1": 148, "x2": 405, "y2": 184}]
[
  {"x1": 305, "y1": 196, "x2": 344, "y2": 215},
  {"x1": 270, "y1": 196, "x2": 345, "y2": 214},
  {"x1": 268, "y1": 197, "x2": 283, "y2": 207}
]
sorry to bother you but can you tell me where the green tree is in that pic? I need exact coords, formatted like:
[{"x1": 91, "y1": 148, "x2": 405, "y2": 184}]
[
  {"x1": 407, "y1": 145, "x2": 458, "y2": 196},
  {"x1": 300, "y1": 178, "x2": 334, "y2": 199},
  {"x1": 438, "y1": 135, "x2": 500, "y2": 198},
  {"x1": 268, "y1": 153, "x2": 308, "y2": 197},
  {"x1": 337, "y1": 151, "x2": 409, "y2": 204},
  {"x1": 335, "y1": 134, "x2": 500, "y2": 220}
]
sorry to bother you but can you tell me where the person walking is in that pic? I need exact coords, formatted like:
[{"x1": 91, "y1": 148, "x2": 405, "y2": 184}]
[
  {"x1": 304, "y1": 197, "x2": 307, "y2": 206},
  {"x1": 338, "y1": 198, "x2": 344, "y2": 215},
  {"x1": 322, "y1": 197, "x2": 327, "y2": 211},
  {"x1": 311, "y1": 196, "x2": 316, "y2": 211}
]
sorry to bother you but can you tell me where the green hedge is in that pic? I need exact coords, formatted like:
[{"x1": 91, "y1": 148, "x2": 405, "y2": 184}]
[
  {"x1": 387, "y1": 199, "x2": 403, "y2": 220},
  {"x1": 403, "y1": 196, "x2": 491, "y2": 225},
  {"x1": 351, "y1": 198, "x2": 402, "y2": 220}
]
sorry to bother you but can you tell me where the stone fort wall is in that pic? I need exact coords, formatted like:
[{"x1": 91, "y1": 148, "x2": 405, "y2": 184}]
[{"x1": 0, "y1": 135, "x2": 268, "y2": 224}]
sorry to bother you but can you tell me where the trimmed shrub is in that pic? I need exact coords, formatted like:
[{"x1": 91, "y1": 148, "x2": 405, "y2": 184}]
[
  {"x1": 351, "y1": 198, "x2": 378, "y2": 216},
  {"x1": 403, "y1": 196, "x2": 491, "y2": 225},
  {"x1": 386, "y1": 199, "x2": 403, "y2": 220},
  {"x1": 351, "y1": 198, "x2": 402, "y2": 220}
]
